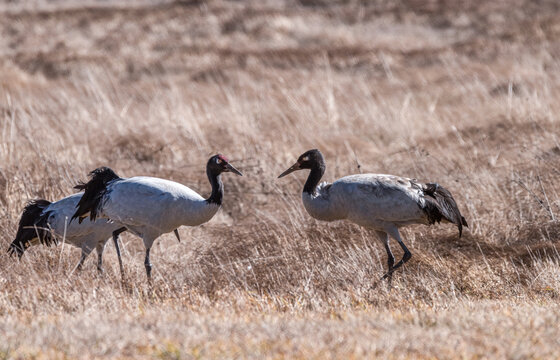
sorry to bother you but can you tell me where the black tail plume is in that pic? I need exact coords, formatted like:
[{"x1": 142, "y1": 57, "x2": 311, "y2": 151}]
[
  {"x1": 71, "y1": 167, "x2": 120, "y2": 224},
  {"x1": 9, "y1": 199, "x2": 56, "y2": 258},
  {"x1": 423, "y1": 183, "x2": 468, "y2": 237}
]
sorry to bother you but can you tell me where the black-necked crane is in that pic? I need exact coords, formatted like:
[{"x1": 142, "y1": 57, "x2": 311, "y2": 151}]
[
  {"x1": 71, "y1": 154, "x2": 242, "y2": 279},
  {"x1": 9, "y1": 193, "x2": 126, "y2": 276},
  {"x1": 278, "y1": 149, "x2": 468, "y2": 286}
]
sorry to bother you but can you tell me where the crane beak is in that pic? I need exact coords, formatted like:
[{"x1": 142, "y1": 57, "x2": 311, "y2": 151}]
[
  {"x1": 278, "y1": 162, "x2": 301, "y2": 178},
  {"x1": 225, "y1": 163, "x2": 243, "y2": 176}
]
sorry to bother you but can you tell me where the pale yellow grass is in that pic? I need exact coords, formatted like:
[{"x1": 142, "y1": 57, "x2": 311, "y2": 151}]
[{"x1": 1, "y1": 0, "x2": 560, "y2": 358}]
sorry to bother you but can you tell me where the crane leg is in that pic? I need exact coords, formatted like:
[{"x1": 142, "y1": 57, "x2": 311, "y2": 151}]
[
  {"x1": 96, "y1": 242, "x2": 105, "y2": 274},
  {"x1": 380, "y1": 227, "x2": 412, "y2": 282},
  {"x1": 375, "y1": 230, "x2": 395, "y2": 289},
  {"x1": 144, "y1": 247, "x2": 152, "y2": 279},
  {"x1": 112, "y1": 227, "x2": 127, "y2": 279},
  {"x1": 76, "y1": 253, "x2": 87, "y2": 272},
  {"x1": 75, "y1": 243, "x2": 95, "y2": 273}
]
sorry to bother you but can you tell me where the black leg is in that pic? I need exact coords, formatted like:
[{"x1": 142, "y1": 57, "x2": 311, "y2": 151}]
[
  {"x1": 112, "y1": 227, "x2": 126, "y2": 279},
  {"x1": 384, "y1": 240, "x2": 395, "y2": 288},
  {"x1": 380, "y1": 227, "x2": 413, "y2": 283},
  {"x1": 96, "y1": 242, "x2": 106, "y2": 274},
  {"x1": 381, "y1": 247, "x2": 411, "y2": 281},
  {"x1": 97, "y1": 251, "x2": 104, "y2": 273},
  {"x1": 389, "y1": 243, "x2": 412, "y2": 273},
  {"x1": 144, "y1": 247, "x2": 152, "y2": 279},
  {"x1": 77, "y1": 253, "x2": 86, "y2": 271},
  {"x1": 369, "y1": 230, "x2": 395, "y2": 290}
]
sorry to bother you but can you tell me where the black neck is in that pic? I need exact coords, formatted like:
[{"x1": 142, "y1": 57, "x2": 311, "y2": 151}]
[
  {"x1": 303, "y1": 164, "x2": 325, "y2": 195},
  {"x1": 206, "y1": 169, "x2": 223, "y2": 205}
]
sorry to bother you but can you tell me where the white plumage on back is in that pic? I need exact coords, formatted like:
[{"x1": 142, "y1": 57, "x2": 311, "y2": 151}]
[{"x1": 279, "y1": 149, "x2": 468, "y2": 287}]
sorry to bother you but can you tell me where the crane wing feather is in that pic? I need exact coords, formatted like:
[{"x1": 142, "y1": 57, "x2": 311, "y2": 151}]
[
  {"x1": 46, "y1": 193, "x2": 119, "y2": 239},
  {"x1": 100, "y1": 177, "x2": 209, "y2": 232}
]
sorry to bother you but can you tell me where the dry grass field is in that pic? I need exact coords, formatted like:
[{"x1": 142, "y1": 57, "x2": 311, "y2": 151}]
[{"x1": 2, "y1": 0, "x2": 560, "y2": 358}]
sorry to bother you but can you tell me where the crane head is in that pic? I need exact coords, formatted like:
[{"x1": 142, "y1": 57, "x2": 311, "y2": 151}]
[
  {"x1": 278, "y1": 149, "x2": 324, "y2": 178},
  {"x1": 208, "y1": 154, "x2": 243, "y2": 176}
]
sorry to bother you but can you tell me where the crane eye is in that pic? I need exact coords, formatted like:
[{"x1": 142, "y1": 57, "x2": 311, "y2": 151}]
[
  {"x1": 301, "y1": 156, "x2": 309, "y2": 162},
  {"x1": 216, "y1": 158, "x2": 222, "y2": 164}
]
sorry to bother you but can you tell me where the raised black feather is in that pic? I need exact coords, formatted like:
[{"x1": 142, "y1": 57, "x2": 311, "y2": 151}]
[
  {"x1": 71, "y1": 167, "x2": 121, "y2": 223},
  {"x1": 9, "y1": 199, "x2": 56, "y2": 258},
  {"x1": 422, "y1": 182, "x2": 468, "y2": 237}
]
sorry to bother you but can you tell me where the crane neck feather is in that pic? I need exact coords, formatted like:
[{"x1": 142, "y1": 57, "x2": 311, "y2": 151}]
[
  {"x1": 206, "y1": 168, "x2": 223, "y2": 205},
  {"x1": 303, "y1": 164, "x2": 325, "y2": 196}
]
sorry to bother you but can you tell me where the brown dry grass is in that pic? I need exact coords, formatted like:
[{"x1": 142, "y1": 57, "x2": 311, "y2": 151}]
[{"x1": 2, "y1": 0, "x2": 560, "y2": 358}]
